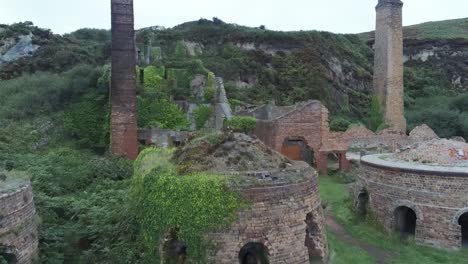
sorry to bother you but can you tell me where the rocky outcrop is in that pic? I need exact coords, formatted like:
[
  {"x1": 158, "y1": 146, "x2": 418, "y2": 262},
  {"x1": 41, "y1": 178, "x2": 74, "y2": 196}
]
[{"x1": 0, "y1": 34, "x2": 39, "y2": 65}]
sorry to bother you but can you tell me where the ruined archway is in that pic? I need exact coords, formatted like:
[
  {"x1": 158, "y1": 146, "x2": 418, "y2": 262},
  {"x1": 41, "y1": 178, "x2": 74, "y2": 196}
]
[
  {"x1": 458, "y1": 212, "x2": 468, "y2": 248},
  {"x1": 0, "y1": 245, "x2": 18, "y2": 264},
  {"x1": 281, "y1": 137, "x2": 314, "y2": 165},
  {"x1": 394, "y1": 206, "x2": 417, "y2": 238},
  {"x1": 238, "y1": 242, "x2": 269, "y2": 264},
  {"x1": 356, "y1": 190, "x2": 370, "y2": 218},
  {"x1": 305, "y1": 213, "x2": 325, "y2": 264}
]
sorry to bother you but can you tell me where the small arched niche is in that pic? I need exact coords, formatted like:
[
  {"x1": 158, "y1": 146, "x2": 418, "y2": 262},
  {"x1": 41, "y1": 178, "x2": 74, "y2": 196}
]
[
  {"x1": 238, "y1": 242, "x2": 269, "y2": 264},
  {"x1": 458, "y1": 212, "x2": 468, "y2": 248},
  {"x1": 356, "y1": 190, "x2": 370, "y2": 218},
  {"x1": 394, "y1": 206, "x2": 417, "y2": 238}
]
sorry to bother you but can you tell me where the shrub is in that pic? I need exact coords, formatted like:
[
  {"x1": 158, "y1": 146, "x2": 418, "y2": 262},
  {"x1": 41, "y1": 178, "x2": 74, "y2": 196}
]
[
  {"x1": 137, "y1": 98, "x2": 190, "y2": 130},
  {"x1": 194, "y1": 105, "x2": 213, "y2": 130},
  {"x1": 225, "y1": 116, "x2": 257, "y2": 134},
  {"x1": 368, "y1": 96, "x2": 385, "y2": 132},
  {"x1": 330, "y1": 116, "x2": 351, "y2": 132},
  {"x1": 204, "y1": 72, "x2": 216, "y2": 102}
]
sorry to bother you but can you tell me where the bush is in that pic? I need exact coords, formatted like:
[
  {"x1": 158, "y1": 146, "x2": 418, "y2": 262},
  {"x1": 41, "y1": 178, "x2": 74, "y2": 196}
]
[
  {"x1": 137, "y1": 98, "x2": 190, "y2": 130},
  {"x1": 194, "y1": 105, "x2": 213, "y2": 130},
  {"x1": 330, "y1": 116, "x2": 351, "y2": 132},
  {"x1": 368, "y1": 96, "x2": 385, "y2": 132},
  {"x1": 0, "y1": 65, "x2": 99, "y2": 120},
  {"x1": 225, "y1": 116, "x2": 257, "y2": 134},
  {"x1": 204, "y1": 72, "x2": 216, "y2": 102}
]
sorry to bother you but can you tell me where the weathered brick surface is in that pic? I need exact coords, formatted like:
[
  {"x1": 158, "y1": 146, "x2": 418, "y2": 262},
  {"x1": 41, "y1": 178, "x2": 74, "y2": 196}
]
[
  {"x1": 206, "y1": 167, "x2": 328, "y2": 263},
  {"x1": 111, "y1": 0, "x2": 138, "y2": 160},
  {"x1": 373, "y1": 0, "x2": 406, "y2": 132},
  {"x1": 0, "y1": 183, "x2": 38, "y2": 263},
  {"x1": 356, "y1": 161, "x2": 468, "y2": 249}
]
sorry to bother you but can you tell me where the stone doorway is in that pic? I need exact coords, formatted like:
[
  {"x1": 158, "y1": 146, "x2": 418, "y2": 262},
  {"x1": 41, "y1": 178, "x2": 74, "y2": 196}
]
[
  {"x1": 394, "y1": 206, "x2": 417, "y2": 238},
  {"x1": 0, "y1": 245, "x2": 17, "y2": 264},
  {"x1": 238, "y1": 242, "x2": 269, "y2": 264},
  {"x1": 305, "y1": 213, "x2": 325, "y2": 264},
  {"x1": 281, "y1": 137, "x2": 314, "y2": 165},
  {"x1": 356, "y1": 190, "x2": 369, "y2": 218},
  {"x1": 458, "y1": 212, "x2": 468, "y2": 248}
]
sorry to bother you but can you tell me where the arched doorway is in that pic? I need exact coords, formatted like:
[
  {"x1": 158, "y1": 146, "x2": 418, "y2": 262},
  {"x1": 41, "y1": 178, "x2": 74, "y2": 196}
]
[
  {"x1": 238, "y1": 242, "x2": 269, "y2": 264},
  {"x1": 305, "y1": 213, "x2": 325, "y2": 264},
  {"x1": 0, "y1": 245, "x2": 17, "y2": 264},
  {"x1": 394, "y1": 206, "x2": 417, "y2": 238},
  {"x1": 458, "y1": 212, "x2": 468, "y2": 248},
  {"x1": 281, "y1": 137, "x2": 314, "y2": 165},
  {"x1": 356, "y1": 190, "x2": 369, "y2": 218}
]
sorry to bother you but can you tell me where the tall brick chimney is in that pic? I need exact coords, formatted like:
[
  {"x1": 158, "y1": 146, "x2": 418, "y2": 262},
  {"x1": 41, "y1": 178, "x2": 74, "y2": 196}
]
[
  {"x1": 110, "y1": 0, "x2": 138, "y2": 159},
  {"x1": 373, "y1": 0, "x2": 407, "y2": 132}
]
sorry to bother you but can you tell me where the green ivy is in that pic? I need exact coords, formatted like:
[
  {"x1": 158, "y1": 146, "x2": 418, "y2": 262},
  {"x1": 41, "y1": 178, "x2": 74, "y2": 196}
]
[
  {"x1": 137, "y1": 97, "x2": 190, "y2": 130},
  {"x1": 368, "y1": 96, "x2": 385, "y2": 132},
  {"x1": 130, "y1": 148, "x2": 247, "y2": 262},
  {"x1": 225, "y1": 116, "x2": 257, "y2": 134},
  {"x1": 204, "y1": 72, "x2": 216, "y2": 102},
  {"x1": 194, "y1": 105, "x2": 213, "y2": 130}
]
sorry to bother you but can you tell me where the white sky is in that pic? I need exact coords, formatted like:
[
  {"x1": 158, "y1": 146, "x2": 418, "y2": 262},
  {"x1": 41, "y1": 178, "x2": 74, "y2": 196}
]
[{"x1": 0, "y1": 0, "x2": 467, "y2": 35}]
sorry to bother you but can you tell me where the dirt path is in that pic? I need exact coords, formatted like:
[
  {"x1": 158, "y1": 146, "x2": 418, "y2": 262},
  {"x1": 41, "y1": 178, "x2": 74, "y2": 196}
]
[{"x1": 325, "y1": 214, "x2": 398, "y2": 264}]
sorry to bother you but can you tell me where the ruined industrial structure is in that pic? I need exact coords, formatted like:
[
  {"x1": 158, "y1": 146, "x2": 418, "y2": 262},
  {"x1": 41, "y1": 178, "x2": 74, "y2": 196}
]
[
  {"x1": 373, "y1": 0, "x2": 406, "y2": 132},
  {"x1": 175, "y1": 133, "x2": 329, "y2": 263},
  {"x1": 0, "y1": 175, "x2": 38, "y2": 263},
  {"x1": 356, "y1": 139, "x2": 468, "y2": 249},
  {"x1": 110, "y1": 0, "x2": 138, "y2": 160}
]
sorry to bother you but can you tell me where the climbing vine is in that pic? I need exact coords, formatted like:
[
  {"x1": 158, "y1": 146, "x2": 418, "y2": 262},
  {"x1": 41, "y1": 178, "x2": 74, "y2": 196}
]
[{"x1": 130, "y1": 148, "x2": 248, "y2": 262}]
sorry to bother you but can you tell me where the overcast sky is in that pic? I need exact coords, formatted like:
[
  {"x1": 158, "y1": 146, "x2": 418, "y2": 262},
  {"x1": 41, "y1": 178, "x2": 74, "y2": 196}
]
[{"x1": 1, "y1": 0, "x2": 467, "y2": 35}]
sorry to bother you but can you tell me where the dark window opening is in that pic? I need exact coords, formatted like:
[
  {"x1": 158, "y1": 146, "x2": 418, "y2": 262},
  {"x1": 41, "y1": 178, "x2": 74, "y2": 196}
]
[
  {"x1": 394, "y1": 206, "x2": 417, "y2": 238},
  {"x1": 458, "y1": 212, "x2": 468, "y2": 248},
  {"x1": 238, "y1": 242, "x2": 269, "y2": 264}
]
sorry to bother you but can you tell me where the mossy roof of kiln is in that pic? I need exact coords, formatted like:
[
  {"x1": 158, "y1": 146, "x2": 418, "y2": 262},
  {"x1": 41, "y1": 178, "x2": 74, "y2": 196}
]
[
  {"x1": 174, "y1": 132, "x2": 292, "y2": 173},
  {"x1": 0, "y1": 170, "x2": 29, "y2": 194}
]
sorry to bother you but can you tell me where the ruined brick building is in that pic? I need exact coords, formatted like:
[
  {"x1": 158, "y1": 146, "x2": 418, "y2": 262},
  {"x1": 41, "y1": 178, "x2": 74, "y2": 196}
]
[
  {"x1": 239, "y1": 100, "x2": 351, "y2": 175},
  {"x1": 356, "y1": 139, "x2": 468, "y2": 249},
  {"x1": 0, "y1": 176, "x2": 38, "y2": 263},
  {"x1": 175, "y1": 133, "x2": 329, "y2": 263}
]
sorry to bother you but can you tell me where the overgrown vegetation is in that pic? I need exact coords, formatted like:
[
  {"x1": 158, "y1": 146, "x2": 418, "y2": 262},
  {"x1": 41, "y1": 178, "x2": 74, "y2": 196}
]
[
  {"x1": 130, "y1": 148, "x2": 247, "y2": 262},
  {"x1": 194, "y1": 105, "x2": 213, "y2": 130},
  {"x1": 225, "y1": 116, "x2": 257, "y2": 134}
]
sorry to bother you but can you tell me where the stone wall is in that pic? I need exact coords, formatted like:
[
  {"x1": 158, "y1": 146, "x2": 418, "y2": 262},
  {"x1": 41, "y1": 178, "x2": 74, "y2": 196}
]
[
  {"x1": 356, "y1": 155, "x2": 468, "y2": 249},
  {"x1": 206, "y1": 167, "x2": 328, "y2": 263},
  {"x1": 0, "y1": 182, "x2": 38, "y2": 263}
]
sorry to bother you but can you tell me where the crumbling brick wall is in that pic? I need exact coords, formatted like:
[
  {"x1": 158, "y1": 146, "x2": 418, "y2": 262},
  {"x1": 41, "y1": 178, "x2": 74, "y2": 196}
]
[
  {"x1": 0, "y1": 182, "x2": 38, "y2": 264},
  {"x1": 206, "y1": 166, "x2": 328, "y2": 263},
  {"x1": 357, "y1": 155, "x2": 468, "y2": 249}
]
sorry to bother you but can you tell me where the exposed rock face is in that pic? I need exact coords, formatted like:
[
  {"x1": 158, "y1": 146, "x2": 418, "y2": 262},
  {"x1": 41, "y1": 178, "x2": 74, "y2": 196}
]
[
  {"x1": 181, "y1": 40, "x2": 203, "y2": 56},
  {"x1": 110, "y1": 0, "x2": 138, "y2": 160},
  {"x1": 190, "y1": 74, "x2": 206, "y2": 99},
  {"x1": 373, "y1": 0, "x2": 407, "y2": 132},
  {"x1": 0, "y1": 34, "x2": 39, "y2": 65}
]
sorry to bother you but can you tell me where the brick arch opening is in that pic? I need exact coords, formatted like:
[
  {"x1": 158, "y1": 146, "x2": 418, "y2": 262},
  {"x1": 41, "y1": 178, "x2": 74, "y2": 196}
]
[
  {"x1": 394, "y1": 206, "x2": 417, "y2": 238},
  {"x1": 356, "y1": 189, "x2": 370, "y2": 218},
  {"x1": 238, "y1": 242, "x2": 269, "y2": 264},
  {"x1": 305, "y1": 213, "x2": 325, "y2": 264},
  {"x1": 458, "y1": 212, "x2": 468, "y2": 248},
  {"x1": 280, "y1": 137, "x2": 314, "y2": 165},
  {"x1": 161, "y1": 228, "x2": 187, "y2": 264},
  {"x1": 0, "y1": 245, "x2": 18, "y2": 264}
]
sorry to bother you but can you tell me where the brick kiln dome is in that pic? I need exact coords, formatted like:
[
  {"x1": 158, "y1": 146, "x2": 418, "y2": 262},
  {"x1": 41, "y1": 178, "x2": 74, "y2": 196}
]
[
  {"x1": 175, "y1": 132, "x2": 293, "y2": 173},
  {"x1": 394, "y1": 139, "x2": 468, "y2": 166}
]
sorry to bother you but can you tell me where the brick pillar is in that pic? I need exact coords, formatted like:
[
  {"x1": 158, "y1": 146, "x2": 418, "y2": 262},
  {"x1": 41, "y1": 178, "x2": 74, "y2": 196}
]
[
  {"x1": 110, "y1": 0, "x2": 138, "y2": 160},
  {"x1": 316, "y1": 151, "x2": 328, "y2": 175},
  {"x1": 373, "y1": 0, "x2": 406, "y2": 132},
  {"x1": 338, "y1": 152, "x2": 351, "y2": 172}
]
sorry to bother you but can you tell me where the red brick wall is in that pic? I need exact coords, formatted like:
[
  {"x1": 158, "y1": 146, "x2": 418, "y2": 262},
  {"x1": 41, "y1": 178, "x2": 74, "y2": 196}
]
[{"x1": 110, "y1": 0, "x2": 138, "y2": 160}]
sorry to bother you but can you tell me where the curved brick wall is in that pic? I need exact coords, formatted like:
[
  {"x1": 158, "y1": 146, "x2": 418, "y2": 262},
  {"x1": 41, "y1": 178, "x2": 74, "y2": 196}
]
[
  {"x1": 0, "y1": 182, "x2": 38, "y2": 264},
  {"x1": 356, "y1": 154, "x2": 468, "y2": 249},
  {"x1": 207, "y1": 166, "x2": 328, "y2": 263}
]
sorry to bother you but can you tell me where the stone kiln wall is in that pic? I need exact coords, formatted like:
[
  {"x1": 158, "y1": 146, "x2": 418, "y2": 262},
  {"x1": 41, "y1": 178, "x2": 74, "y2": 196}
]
[
  {"x1": 0, "y1": 183, "x2": 38, "y2": 263},
  {"x1": 207, "y1": 169, "x2": 328, "y2": 263},
  {"x1": 357, "y1": 159, "x2": 468, "y2": 249}
]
